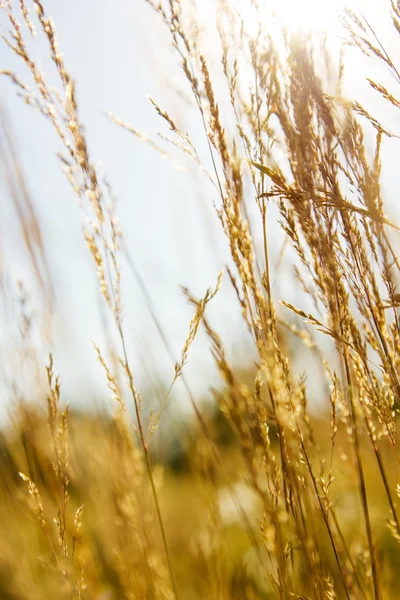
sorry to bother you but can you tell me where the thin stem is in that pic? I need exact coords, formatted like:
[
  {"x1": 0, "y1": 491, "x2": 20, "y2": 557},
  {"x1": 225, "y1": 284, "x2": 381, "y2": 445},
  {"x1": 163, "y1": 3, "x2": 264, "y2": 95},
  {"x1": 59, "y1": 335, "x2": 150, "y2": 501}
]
[
  {"x1": 117, "y1": 321, "x2": 180, "y2": 600},
  {"x1": 344, "y1": 355, "x2": 380, "y2": 600}
]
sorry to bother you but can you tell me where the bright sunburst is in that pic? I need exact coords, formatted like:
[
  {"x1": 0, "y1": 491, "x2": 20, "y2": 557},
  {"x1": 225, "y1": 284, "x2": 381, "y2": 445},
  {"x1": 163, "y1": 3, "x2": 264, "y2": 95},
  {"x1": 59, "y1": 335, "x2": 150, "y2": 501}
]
[
  {"x1": 235, "y1": 0, "x2": 351, "y2": 35},
  {"x1": 271, "y1": 0, "x2": 348, "y2": 33}
]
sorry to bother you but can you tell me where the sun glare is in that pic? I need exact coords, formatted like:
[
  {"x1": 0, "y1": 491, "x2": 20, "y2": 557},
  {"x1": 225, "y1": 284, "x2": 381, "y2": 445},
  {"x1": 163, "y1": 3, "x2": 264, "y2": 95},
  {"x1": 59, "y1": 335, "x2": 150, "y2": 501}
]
[
  {"x1": 272, "y1": 0, "x2": 348, "y2": 33},
  {"x1": 235, "y1": 0, "x2": 350, "y2": 36}
]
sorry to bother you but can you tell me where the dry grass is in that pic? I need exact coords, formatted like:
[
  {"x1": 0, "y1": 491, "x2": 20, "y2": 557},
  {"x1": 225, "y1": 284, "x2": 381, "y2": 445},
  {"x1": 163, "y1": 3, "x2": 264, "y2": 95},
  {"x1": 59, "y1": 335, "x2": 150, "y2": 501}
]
[{"x1": 1, "y1": 0, "x2": 400, "y2": 598}]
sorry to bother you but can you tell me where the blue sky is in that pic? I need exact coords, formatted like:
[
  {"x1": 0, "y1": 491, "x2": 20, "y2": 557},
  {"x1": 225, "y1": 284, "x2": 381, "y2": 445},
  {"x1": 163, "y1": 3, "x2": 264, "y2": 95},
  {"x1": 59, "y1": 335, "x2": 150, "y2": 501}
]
[{"x1": 0, "y1": 0, "x2": 250, "y2": 423}]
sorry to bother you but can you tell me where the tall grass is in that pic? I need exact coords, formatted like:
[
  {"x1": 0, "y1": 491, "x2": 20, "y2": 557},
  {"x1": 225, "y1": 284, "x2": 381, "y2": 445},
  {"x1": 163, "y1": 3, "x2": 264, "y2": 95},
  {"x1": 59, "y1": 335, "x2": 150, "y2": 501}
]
[{"x1": 1, "y1": 0, "x2": 400, "y2": 598}]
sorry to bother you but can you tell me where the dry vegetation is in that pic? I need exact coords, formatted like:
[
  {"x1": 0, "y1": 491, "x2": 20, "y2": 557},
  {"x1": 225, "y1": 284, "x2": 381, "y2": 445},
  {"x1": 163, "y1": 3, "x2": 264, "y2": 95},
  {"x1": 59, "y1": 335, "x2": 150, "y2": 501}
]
[{"x1": 1, "y1": 0, "x2": 400, "y2": 598}]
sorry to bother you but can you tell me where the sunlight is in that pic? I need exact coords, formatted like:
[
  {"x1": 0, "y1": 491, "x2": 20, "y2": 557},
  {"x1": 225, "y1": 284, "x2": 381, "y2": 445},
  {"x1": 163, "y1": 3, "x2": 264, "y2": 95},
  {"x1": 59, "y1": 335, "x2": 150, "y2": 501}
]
[
  {"x1": 271, "y1": 0, "x2": 348, "y2": 33},
  {"x1": 235, "y1": 0, "x2": 351, "y2": 35}
]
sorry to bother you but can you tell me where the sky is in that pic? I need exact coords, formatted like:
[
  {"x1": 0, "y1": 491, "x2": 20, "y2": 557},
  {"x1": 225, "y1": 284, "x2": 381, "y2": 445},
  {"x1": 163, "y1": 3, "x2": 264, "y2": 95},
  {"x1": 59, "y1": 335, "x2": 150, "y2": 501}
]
[{"x1": 0, "y1": 0, "x2": 399, "y2": 424}]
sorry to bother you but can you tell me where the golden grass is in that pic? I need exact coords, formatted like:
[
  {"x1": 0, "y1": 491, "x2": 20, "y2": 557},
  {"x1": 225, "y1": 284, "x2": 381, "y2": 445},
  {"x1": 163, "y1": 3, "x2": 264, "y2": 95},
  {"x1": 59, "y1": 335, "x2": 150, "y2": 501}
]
[{"x1": 2, "y1": 0, "x2": 400, "y2": 598}]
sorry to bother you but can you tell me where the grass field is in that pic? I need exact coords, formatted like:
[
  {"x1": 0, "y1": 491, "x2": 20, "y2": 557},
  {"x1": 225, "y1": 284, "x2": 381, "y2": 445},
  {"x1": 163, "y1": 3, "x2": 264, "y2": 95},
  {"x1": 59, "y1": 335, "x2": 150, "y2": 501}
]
[{"x1": 1, "y1": 1, "x2": 400, "y2": 598}]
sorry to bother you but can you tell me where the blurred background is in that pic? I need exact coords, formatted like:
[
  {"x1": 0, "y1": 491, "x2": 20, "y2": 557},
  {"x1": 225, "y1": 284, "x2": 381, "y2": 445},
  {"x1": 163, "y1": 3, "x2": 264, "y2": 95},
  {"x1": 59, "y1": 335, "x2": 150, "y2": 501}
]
[{"x1": 3, "y1": 2, "x2": 400, "y2": 598}]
